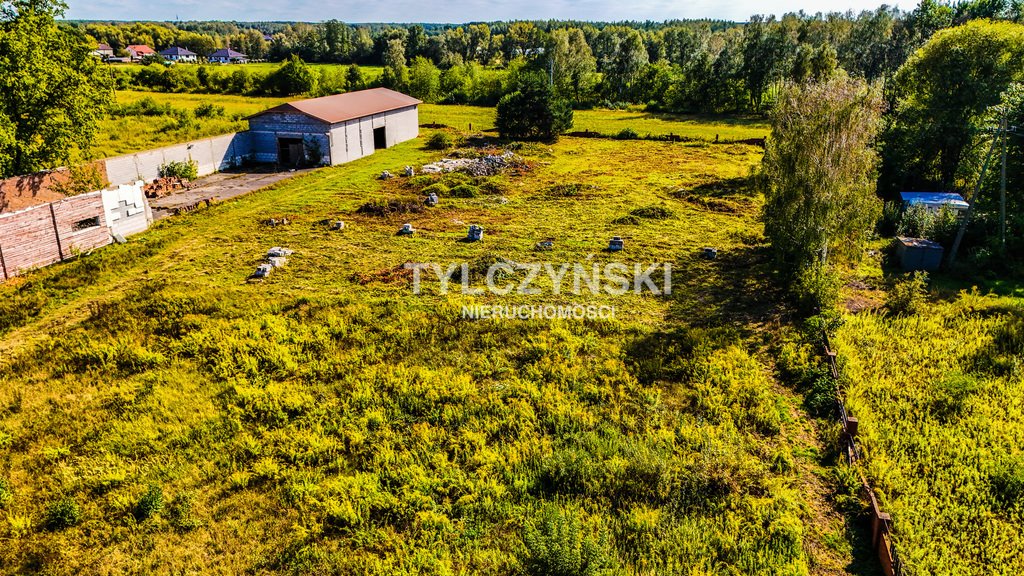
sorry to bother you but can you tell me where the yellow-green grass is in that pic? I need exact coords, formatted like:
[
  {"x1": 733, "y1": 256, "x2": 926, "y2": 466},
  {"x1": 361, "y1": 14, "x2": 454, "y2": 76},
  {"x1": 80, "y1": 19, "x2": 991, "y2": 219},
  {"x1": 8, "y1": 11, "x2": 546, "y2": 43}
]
[
  {"x1": 1, "y1": 115, "x2": 848, "y2": 574},
  {"x1": 91, "y1": 94, "x2": 768, "y2": 161},
  {"x1": 420, "y1": 104, "x2": 769, "y2": 142},
  {"x1": 92, "y1": 91, "x2": 289, "y2": 159},
  {"x1": 834, "y1": 288, "x2": 1024, "y2": 576}
]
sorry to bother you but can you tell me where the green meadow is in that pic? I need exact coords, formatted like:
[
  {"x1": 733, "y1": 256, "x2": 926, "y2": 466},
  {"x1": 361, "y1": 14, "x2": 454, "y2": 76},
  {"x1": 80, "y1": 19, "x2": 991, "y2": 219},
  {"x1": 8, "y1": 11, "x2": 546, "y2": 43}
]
[{"x1": 91, "y1": 91, "x2": 769, "y2": 160}]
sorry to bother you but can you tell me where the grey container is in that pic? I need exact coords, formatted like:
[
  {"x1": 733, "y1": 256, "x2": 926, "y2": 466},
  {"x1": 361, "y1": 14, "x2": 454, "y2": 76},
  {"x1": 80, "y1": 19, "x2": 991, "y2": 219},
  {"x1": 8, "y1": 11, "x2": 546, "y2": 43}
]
[{"x1": 895, "y1": 236, "x2": 944, "y2": 272}]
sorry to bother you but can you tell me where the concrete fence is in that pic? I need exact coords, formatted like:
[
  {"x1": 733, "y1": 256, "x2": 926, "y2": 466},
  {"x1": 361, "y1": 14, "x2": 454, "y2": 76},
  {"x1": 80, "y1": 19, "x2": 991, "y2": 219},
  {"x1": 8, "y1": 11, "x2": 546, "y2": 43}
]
[
  {"x1": 823, "y1": 333, "x2": 903, "y2": 576},
  {"x1": 0, "y1": 183, "x2": 151, "y2": 281},
  {"x1": 103, "y1": 132, "x2": 253, "y2": 186}
]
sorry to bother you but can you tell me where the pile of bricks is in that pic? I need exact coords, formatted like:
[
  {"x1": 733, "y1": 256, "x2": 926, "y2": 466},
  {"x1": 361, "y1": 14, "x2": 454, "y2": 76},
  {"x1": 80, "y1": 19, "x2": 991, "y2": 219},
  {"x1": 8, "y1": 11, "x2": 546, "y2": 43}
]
[{"x1": 144, "y1": 177, "x2": 194, "y2": 199}]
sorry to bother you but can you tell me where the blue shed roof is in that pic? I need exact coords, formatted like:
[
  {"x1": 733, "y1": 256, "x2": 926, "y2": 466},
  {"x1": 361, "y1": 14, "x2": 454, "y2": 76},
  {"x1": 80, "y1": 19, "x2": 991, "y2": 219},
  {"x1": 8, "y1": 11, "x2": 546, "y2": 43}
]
[{"x1": 899, "y1": 191, "x2": 968, "y2": 208}]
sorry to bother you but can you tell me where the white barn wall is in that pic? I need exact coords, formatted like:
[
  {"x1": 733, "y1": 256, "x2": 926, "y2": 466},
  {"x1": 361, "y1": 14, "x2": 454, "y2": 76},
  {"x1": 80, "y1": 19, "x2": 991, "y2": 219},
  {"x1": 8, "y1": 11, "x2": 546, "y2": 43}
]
[{"x1": 103, "y1": 133, "x2": 253, "y2": 185}]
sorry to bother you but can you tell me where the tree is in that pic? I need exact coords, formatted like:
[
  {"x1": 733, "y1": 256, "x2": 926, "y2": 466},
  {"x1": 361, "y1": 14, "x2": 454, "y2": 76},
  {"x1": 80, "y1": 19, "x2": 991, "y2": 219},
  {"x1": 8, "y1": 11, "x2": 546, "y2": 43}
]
[
  {"x1": 760, "y1": 77, "x2": 884, "y2": 305},
  {"x1": 345, "y1": 64, "x2": 365, "y2": 91},
  {"x1": 407, "y1": 56, "x2": 440, "y2": 102},
  {"x1": 380, "y1": 38, "x2": 408, "y2": 91},
  {"x1": 265, "y1": 55, "x2": 317, "y2": 96},
  {"x1": 550, "y1": 28, "x2": 597, "y2": 106},
  {"x1": 0, "y1": 0, "x2": 110, "y2": 177},
  {"x1": 496, "y1": 73, "x2": 573, "y2": 141},
  {"x1": 881, "y1": 20, "x2": 1024, "y2": 194}
]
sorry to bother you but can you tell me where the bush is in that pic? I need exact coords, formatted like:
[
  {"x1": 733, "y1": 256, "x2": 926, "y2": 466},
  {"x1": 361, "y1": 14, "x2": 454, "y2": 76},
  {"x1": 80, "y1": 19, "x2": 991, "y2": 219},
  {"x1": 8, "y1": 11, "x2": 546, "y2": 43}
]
[
  {"x1": 45, "y1": 496, "x2": 82, "y2": 530},
  {"x1": 992, "y1": 456, "x2": 1024, "y2": 509},
  {"x1": 630, "y1": 205, "x2": 674, "y2": 219},
  {"x1": 134, "y1": 484, "x2": 164, "y2": 522},
  {"x1": 167, "y1": 492, "x2": 201, "y2": 531},
  {"x1": 420, "y1": 183, "x2": 449, "y2": 197},
  {"x1": 448, "y1": 184, "x2": 479, "y2": 198},
  {"x1": 194, "y1": 102, "x2": 224, "y2": 118},
  {"x1": 612, "y1": 214, "x2": 641, "y2": 225},
  {"x1": 521, "y1": 505, "x2": 612, "y2": 576},
  {"x1": 159, "y1": 159, "x2": 199, "y2": 180},
  {"x1": 886, "y1": 271, "x2": 928, "y2": 316},
  {"x1": 426, "y1": 132, "x2": 453, "y2": 150},
  {"x1": 792, "y1": 262, "x2": 841, "y2": 314},
  {"x1": 615, "y1": 127, "x2": 640, "y2": 140},
  {"x1": 109, "y1": 96, "x2": 172, "y2": 117}
]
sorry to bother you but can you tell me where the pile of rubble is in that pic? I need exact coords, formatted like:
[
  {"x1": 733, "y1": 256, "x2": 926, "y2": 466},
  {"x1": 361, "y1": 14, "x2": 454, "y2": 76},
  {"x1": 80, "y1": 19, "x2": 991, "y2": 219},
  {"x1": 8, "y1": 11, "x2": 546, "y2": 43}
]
[
  {"x1": 420, "y1": 151, "x2": 521, "y2": 177},
  {"x1": 144, "y1": 176, "x2": 194, "y2": 199}
]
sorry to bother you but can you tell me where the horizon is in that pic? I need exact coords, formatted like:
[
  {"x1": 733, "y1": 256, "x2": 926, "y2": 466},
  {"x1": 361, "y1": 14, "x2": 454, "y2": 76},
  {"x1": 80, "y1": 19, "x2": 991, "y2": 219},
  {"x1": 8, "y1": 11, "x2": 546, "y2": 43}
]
[{"x1": 66, "y1": 0, "x2": 909, "y2": 25}]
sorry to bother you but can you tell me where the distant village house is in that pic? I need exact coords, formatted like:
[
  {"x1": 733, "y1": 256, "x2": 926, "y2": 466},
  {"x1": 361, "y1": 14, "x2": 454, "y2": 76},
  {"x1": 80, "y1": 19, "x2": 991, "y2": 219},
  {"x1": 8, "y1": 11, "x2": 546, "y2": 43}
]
[
  {"x1": 160, "y1": 46, "x2": 198, "y2": 63},
  {"x1": 126, "y1": 44, "x2": 156, "y2": 62},
  {"x1": 209, "y1": 48, "x2": 248, "y2": 64},
  {"x1": 92, "y1": 43, "x2": 114, "y2": 59}
]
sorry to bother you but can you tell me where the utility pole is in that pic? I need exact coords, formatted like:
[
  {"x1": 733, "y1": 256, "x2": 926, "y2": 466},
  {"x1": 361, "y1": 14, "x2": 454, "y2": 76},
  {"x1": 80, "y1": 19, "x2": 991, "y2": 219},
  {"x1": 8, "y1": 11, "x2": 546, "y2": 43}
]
[
  {"x1": 947, "y1": 128, "x2": 1002, "y2": 268},
  {"x1": 1000, "y1": 112, "x2": 1008, "y2": 255}
]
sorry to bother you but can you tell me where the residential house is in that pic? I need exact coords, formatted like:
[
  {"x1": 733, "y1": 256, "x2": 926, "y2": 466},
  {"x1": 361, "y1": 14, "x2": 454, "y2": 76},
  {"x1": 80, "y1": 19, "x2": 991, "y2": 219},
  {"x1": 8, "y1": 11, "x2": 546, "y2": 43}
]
[
  {"x1": 209, "y1": 48, "x2": 249, "y2": 64},
  {"x1": 126, "y1": 44, "x2": 156, "y2": 62},
  {"x1": 160, "y1": 46, "x2": 198, "y2": 63},
  {"x1": 92, "y1": 43, "x2": 114, "y2": 59}
]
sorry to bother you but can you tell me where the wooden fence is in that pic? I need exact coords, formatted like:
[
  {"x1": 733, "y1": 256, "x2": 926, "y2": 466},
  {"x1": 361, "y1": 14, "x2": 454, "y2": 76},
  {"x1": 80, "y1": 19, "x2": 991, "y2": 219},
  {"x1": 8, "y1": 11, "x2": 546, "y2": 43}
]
[{"x1": 823, "y1": 332, "x2": 903, "y2": 576}]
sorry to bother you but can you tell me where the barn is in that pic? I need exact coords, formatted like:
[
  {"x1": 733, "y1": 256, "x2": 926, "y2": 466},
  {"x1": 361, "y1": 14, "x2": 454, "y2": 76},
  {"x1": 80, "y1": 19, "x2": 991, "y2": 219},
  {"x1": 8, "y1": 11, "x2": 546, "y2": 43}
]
[{"x1": 246, "y1": 88, "x2": 421, "y2": 168}]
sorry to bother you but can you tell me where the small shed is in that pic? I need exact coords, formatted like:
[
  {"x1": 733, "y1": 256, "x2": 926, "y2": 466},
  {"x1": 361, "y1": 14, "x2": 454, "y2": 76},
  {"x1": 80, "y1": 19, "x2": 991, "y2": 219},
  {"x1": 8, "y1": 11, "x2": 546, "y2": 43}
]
[
  {"x1": 895, "y1": 236, "x2": 944, "y2": 272},
  {"x1": 900, "y1": 192, "x2": 968, "y2": 213},
  {"x1": 246, "y1": 88, "x2": 421, "y2": 168}
]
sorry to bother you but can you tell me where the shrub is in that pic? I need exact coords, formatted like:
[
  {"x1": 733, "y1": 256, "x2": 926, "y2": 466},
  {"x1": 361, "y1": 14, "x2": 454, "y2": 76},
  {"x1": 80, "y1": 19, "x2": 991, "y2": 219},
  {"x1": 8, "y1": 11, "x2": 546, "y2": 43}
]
[
  {"x1": 612, "y1": 214, "x2": 641, "y2": 225},
  {"x1": 109, "y1": 96, "x2": 172, "y2": 117},
  {"x1": 932, "y1": 372, "x2": 979, "y2": 419},
  {"x1": 521, "y1": 505, "x2": 612, "y2": 576},
  {"x1": 440, "y1": 172, "x2": 473, "y2": 187},
  {"x1": 167, "y1": 492, "x2": 201, "y2": 531},
  {"x1": 194, "y1": 102, "x2": 225, "y2": 118},
  {"x1": 448, "y1": 184, "x2": 479, "y2": 198},
  {"x1": 615, "y1": 127, "x2": 640, "y2": 140},
  {"x1": 992, "y1": 456, "x2": 1024, "y2": 509},
  {"x1": 52, "y1": 164, "x2": 108, "y2": 197},
  {"x1": 426, "y1": 132, "x2": 453, "y2": 150},
  {"x1": 134, "y1": 484, "x2": 164, "y2": 522},
  {"x1": 159, "y1": 159, "x2": 199, "y2": 180},
  {"x1": 791, "y1": 262, "x2": 841, "y2": 314},
  {"x1": 420, "y1": 183, "x2": 449, "y2": 197},
  {"x1": 886, "y1": 271, "x2": 928, "y2": 316},
  {"x1": 630, "y1": 205, "x2": 674, "y2": 219},
  {"x1": 44, "y1": 496, "x2": 82, "y2": 530},
  {"x1": 543, "y1": 183, "x2": 591, "y2": 197}
]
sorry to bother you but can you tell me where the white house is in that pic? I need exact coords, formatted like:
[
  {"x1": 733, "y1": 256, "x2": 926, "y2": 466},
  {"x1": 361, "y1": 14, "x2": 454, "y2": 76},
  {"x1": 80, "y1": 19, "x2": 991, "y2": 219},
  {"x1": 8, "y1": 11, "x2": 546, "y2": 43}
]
[
  {"x1": 160, "y1": 46, "x2": 198, "y2": 63},
  {"x1": 92, "y1": 43, "x2": 114, "y2": 59},
  {"x1": 209, "y1": 48, "x2": 249, "y2": 64},
  {"x1": 246, "y1": 88, "x2": 421, "y2": 167}
]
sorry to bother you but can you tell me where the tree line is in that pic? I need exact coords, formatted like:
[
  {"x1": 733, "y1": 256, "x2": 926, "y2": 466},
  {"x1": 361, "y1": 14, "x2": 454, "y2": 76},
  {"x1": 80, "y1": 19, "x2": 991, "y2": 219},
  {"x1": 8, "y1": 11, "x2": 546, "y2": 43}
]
[{"x1": 79, "y1": 1, "x2": 1023, "y2": 114}]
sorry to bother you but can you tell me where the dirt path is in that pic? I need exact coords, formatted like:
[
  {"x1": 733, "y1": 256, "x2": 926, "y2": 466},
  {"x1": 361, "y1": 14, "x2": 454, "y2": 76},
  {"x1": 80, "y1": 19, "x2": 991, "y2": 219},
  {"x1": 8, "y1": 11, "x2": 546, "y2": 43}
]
[{"x1": 149, "y1": 168, "x2": 312, "y2": 219}]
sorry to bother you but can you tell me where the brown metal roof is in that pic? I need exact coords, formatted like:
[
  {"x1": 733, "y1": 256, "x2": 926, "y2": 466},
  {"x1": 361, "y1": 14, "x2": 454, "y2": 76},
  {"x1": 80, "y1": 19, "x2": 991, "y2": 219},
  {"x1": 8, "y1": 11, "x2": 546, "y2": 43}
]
[{"x1": 249, "y1": 88, "x2": 422, "y2": 125}]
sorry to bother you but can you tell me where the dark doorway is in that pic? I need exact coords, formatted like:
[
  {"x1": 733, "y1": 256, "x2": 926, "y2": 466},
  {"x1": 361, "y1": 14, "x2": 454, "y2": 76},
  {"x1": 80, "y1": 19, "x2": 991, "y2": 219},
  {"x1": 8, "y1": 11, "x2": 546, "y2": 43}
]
[
  {"x1": 277, "y1": 137, "x2": 304, "y2": 167},
  {"x1": 373, "y1": 127, "x2": 387, "y2": 150}
]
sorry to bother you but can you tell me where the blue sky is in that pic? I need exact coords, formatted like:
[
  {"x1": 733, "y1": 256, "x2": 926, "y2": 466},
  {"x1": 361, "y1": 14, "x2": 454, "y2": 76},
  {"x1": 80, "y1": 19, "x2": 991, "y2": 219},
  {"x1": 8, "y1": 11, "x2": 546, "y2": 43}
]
[{"x1": 67, "y1": 0, "x2": 906, "y2": 23}]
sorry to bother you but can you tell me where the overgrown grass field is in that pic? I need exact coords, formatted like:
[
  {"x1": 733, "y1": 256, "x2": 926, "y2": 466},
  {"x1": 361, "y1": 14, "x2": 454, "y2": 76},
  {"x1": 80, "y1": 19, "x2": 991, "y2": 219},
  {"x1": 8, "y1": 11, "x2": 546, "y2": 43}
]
[
  {"x1": 0, "y1": 111, "x2": 873, "y2": 575},
  {"x1": 833, "y1": 286, "x2": 1024, "y2": 575},
  {"x1": 92, "y1": 91, "x2": 768, "y2": 161}
]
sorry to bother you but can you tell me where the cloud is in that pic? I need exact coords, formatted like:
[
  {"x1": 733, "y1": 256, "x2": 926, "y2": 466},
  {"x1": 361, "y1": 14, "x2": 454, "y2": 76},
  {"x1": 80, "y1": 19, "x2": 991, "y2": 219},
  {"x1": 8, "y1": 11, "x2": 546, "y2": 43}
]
[{"x1": 66, "y1": 0, "x2": 905, "y2": 23}]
